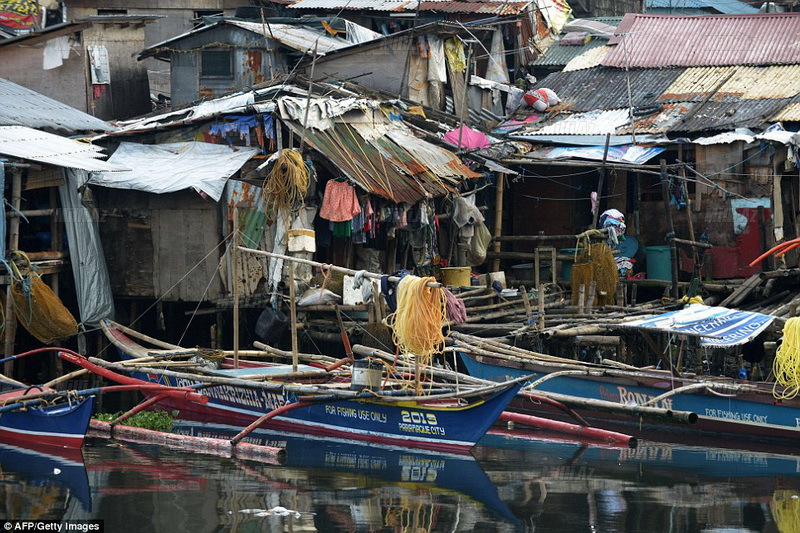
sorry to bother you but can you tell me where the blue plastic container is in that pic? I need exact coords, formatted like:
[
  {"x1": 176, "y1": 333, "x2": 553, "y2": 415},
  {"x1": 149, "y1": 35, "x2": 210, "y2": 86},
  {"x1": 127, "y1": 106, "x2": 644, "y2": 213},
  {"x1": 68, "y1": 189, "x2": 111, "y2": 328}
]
[{"x1": 645, "y1": 246, "x2": 672, "y2": 281}]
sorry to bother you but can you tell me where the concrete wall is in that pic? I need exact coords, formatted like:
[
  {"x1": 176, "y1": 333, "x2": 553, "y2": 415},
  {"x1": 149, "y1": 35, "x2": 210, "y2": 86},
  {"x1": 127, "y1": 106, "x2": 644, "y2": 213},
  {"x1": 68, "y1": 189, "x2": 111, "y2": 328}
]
[{"x1": 0, "y1": 40, "x2": 89, "y2": 113}]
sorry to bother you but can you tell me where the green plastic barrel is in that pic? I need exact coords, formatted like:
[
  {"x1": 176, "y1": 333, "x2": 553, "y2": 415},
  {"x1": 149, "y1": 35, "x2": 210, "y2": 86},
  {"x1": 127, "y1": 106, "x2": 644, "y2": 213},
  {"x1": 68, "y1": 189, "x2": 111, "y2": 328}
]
[{"x1": 645, "y1": 246, "x2": 672, "y2": 281}]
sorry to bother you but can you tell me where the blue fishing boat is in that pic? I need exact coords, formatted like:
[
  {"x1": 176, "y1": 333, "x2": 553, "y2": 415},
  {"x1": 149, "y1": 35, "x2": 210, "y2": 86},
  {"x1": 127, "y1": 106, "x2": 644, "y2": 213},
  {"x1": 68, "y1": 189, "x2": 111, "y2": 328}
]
[
  {"x1": 70, "y1": 320, "x2": 528, "y2": 454},
  {"x1": 452, "y1": 304, "x2": 800, "y2": 448},
  {"x1": 459, "y1": 347, "x2": 800, "y2": 449},
  {"x1": 0, "y1": 389, "x2": 95, "y2": 449}
]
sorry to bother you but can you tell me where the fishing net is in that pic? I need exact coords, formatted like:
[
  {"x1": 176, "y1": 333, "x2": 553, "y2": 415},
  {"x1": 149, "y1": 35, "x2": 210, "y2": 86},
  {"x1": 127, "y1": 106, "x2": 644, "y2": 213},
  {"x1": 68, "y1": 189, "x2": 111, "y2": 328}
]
[
  {"x1": 310, "y1": 269, "x2": 345, "y2": 296},
  {"x1": 359, "y1": 322, "x2": 395, "y2": 353},
  {"x1": 7, "y1": 252, "x2": 77, "y2": 344},
  {"x1": 570, "y1": 243, "x2": 618, "y2": 307}
]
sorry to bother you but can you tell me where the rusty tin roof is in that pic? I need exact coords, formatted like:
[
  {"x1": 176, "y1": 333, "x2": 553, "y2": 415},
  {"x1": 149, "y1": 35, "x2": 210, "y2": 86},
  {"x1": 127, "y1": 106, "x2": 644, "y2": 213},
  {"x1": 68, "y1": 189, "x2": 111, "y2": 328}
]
[{"x1": 603, "y1": 12, "x2": 800, "y2": 68}]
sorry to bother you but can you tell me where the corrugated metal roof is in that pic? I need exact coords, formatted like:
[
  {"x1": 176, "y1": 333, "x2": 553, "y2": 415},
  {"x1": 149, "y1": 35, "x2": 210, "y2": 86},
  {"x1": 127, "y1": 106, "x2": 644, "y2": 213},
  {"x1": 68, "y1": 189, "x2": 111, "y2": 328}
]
[
  {"x1": 518, "y1": 109, "x2": 632, "y2": 135},
  {"x1": 772, "y1": 101, "x2": 800, "y2": 122},
  {"x1": 663, "y1": 65, "x2": 800, "y2": 100},
  {"x1": 619, "y1": 98, "x2": 792, "y2": 134},
  {"x1": 563, "y1": 18, "x2": 619, "y2": 37},
  {"x1": 0, "y1": 126, "x2": 125, "y2": 171},
  {"x1": 534, "y1": 67, "x2": 684, "y2": 112},
  {"x1": 563, "y1": 45, "x2": 610, "y2": 71},
  {"x1": 504, "y1": 63, "x2": 800, "y2": 137},
  {"x1": 141, "y1": 19, "x2": 367, "y2": 59},
  {"x1": 286, "y1": 0, "x2": 529, "y2": 13},
  {"x1": 282, "y1": 117, "x2": 477, "y2": 203},
  {"x1": 603, "y1": 13, "x2": 800, "y2": 68},
  {"x1": 228, "y1": 20, "x2": 373, "y2": 54},
  {"x1": 417, "y1": 1, "x2": 529, "y2": 14},
  {"x1": 532, "y1": 37, "x2": 607, "y2": 67},
  {"x1": 0, "y1": 78, "x2": 114, "y2": 134},
  {"x1": 646, "y1": 0, "x2": 758, "y2": 14}
]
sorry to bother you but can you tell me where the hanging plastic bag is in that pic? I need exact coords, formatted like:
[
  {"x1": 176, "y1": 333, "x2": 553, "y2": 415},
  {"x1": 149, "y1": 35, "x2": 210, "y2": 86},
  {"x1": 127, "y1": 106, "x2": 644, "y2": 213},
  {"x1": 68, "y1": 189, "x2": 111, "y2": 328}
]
[{"x1": 466, "y1": 222, "x2": 492, "y2": 266}]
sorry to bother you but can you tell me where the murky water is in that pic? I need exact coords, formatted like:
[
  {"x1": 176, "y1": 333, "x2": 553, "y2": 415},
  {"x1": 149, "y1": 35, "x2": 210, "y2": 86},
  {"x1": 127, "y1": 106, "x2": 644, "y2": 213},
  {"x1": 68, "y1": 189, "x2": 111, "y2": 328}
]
[{"x1": 2, "y1": 424, "x2": 800, "y2": 532}]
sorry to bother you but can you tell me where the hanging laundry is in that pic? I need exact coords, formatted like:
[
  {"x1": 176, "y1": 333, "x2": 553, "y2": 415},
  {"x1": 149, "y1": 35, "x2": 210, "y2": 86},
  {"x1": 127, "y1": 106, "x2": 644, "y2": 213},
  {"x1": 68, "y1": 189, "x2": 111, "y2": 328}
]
[
  {"x1": 427, "y1": 35, "x2": 447, "y2": 83},
  {"x1": 485, "y1": 29, "x2": 510, "y2": 84},
  {"x1": 88, "y1": 45, "x2": 111, "y2": 84},
  {"x1": 43, "y1": 36, "x2": 70, "y2": 70},
  {"x1": 319, "y1": 179, "x2": 361, "y2": 222},
  {"x1": 599, "y1": 208, "x2": 627, "y2": 246},
  {"x1": 444, "y1": 36, "x2": 466, "y2": 73}
]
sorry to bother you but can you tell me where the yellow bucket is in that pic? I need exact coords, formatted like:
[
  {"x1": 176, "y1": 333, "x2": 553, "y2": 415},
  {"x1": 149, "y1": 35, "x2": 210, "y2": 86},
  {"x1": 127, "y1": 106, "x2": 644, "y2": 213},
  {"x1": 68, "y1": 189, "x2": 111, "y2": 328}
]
[{"x1": 441, "y1": 267, "x2": 471, "y2": 287}]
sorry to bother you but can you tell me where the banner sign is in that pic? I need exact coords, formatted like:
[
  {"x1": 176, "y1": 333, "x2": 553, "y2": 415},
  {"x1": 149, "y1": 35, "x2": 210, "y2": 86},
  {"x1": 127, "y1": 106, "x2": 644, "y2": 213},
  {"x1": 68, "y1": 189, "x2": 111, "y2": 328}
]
[
  {"x1": 622, "y1": 304, "x2": 775, "y2": 347},
  {"x1": 0, "y1": 0, "x2": 39, "y2": 30}
]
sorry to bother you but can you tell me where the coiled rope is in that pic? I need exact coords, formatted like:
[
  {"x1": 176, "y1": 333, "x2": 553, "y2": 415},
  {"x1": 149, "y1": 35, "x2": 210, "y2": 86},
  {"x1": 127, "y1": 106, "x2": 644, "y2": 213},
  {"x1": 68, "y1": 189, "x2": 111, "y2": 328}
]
[
  {"x1": 386, "y1": 275, "x2": 447, "y2": 366},
  {"x1": 773, "y1": 317, "x2": 800, "y2": 400},
  {"x1": 262, "y1": 148, "x2": 310, "y2": 216},
  {"x1": 772, "y1": 490, "x2": 800, "y2": 532}
]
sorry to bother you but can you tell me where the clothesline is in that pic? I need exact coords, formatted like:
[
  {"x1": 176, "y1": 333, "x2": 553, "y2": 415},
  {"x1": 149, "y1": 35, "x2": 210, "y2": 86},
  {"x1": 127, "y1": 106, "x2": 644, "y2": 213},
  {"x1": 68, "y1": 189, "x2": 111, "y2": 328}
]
[{"x1": 238, "y1": 246, "x2": 443, "y2": 288}]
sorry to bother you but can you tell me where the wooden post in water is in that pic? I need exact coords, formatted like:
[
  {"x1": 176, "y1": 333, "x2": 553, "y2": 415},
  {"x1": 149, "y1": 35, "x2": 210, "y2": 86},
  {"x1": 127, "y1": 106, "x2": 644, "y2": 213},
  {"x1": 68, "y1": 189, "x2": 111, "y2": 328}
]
[
  {"x1": 233, "y1": 207, "x2": 239, "y2": 369},
  {"x1": 491, "y1": 173, "x2": 505, "y2": 273},
  {"x1": 4, "y1": 168, "x2": 21, "y2": 366},
  {"x1": 289, "y1": 261, "x2": 298, "y2": 372},
  {"x1": 660, "y1": 159, "x2": 680, "y2": 298}
]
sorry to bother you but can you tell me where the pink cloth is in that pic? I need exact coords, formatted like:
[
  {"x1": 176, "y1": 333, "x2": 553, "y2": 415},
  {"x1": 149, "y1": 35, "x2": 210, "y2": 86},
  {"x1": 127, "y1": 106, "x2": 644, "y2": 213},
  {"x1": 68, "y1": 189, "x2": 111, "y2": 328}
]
[
  {"x1": 443, "y1": 125, "x2": 491, "y2": 150},
  {"x1": 319, "y1": 180, "x2": 361, "y2": 222}
]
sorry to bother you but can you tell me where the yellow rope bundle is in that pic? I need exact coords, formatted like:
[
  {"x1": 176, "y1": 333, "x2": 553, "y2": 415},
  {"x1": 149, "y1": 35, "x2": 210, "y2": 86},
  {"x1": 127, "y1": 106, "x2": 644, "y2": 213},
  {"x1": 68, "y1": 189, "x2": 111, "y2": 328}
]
[
  {"x1": 773, "y1": 317, "x2": 800, "y2": 400},
  {"x1": 386, "y1": 275, "x2": 446, "y2": 365},
  {"x1": 772, "y1": 490, "x2": 800, "y2": 532},
  {"x1": 262, "y1": 149, "x2": 310, "y2": 216}
]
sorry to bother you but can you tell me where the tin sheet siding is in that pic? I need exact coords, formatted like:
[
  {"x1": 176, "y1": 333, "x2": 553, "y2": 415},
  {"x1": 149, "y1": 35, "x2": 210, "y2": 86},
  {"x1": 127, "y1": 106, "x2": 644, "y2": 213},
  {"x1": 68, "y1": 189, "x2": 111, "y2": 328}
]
[{"x1": 604, "y1": 13, "x2": 800, "y2": 68}]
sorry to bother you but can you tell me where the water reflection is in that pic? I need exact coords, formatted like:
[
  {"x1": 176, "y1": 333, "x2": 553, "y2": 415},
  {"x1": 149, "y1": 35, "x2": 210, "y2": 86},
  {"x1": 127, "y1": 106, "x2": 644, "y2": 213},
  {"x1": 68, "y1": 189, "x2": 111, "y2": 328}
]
[
  {"x1": 3, "y1": 426, "x2": 800, "y2": 532},
  {"x1": 0, "y1": 442, "x2": 90, "y2": 520},
  {"x1": 477, "y1": 429, "x2": 800, "y2": 532}
]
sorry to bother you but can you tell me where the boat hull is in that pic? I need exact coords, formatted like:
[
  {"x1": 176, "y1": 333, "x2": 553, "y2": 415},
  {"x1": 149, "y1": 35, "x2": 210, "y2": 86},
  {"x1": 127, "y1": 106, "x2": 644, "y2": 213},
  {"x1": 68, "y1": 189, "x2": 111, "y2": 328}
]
[
  {"x1": 0, "y1": 396, "x2": 95, "y2": 449},
  {"x1": 460, "y1": 352, "x2": 800, "y2": 447},
  {"x1": 129, "y1": 370, "x2": 521, "y2": 453}
]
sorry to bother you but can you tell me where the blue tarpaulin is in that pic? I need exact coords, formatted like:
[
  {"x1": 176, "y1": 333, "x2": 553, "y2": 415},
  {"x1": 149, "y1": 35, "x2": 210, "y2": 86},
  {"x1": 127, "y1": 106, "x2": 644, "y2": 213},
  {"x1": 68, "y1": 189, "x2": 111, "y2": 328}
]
[{"x1": 621, "y1": 304, "x2": 775, "y2": 347}]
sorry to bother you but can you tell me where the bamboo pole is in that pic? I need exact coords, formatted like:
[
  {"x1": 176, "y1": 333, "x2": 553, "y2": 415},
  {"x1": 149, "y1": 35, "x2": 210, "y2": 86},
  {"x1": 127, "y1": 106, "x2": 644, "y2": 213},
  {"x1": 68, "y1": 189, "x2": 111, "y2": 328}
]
[
  {"x1": 239, "y1": 246, "x2": 441, "y2": 288},
  {"x1": 660, "y1": 159, "x2": 680, "y2": 298},
  {"x1": 491, "y1": 173, "x2": 505, "y2": 272}
]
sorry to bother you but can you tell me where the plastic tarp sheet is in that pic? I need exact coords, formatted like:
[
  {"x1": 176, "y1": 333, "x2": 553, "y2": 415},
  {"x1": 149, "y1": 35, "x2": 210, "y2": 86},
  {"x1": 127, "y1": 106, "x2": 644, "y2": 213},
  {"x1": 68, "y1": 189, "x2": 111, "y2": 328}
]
[
  {"x1": 60, "y1": 169, "x2": 115, "y2": 325},
  {"x1": 90, "y1": 142, "x2": 259, "y2": 202},
  {"x1": 526, "y1": 144, "x2": 665, "y2": 165},
  {"x1": 621, "y1": 304, "x2": 775, "y2": 347}
]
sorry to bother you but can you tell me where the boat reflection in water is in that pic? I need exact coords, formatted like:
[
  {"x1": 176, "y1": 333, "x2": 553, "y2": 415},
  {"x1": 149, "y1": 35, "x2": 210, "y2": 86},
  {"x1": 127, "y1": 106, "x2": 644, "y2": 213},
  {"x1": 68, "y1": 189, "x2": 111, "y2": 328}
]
[
  {"x1": 172, "y1": 420, "x2": 525, "y2": 532},
  {"x1": 0, "y1": 442, "x2": 91, "y2": 519},
  {"x1": 477, "y1": 428, "x2": 800, "y2": 532}
]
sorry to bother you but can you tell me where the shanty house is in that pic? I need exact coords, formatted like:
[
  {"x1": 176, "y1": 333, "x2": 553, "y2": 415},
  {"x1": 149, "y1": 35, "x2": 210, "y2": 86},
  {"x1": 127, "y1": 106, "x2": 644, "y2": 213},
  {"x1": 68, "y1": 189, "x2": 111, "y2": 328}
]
[
  {"x1": 0, "y1": 16, "x2": 160, "y2": 120},
  {"x1": 136, "y1": 17, "x2": 382, "y2": 107},
  {"x1": 482, "y1": 12, "x2": 800, "y2": 288},
  {"x1": 273, "y1": 0, "x2": 571, "y2": 76},
  {"x1": 87, "y1": 81, "x2": 481, "y2": 347},
  {"x1": 0, "y1": 76, "x2": 121, "y2": 362}
]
